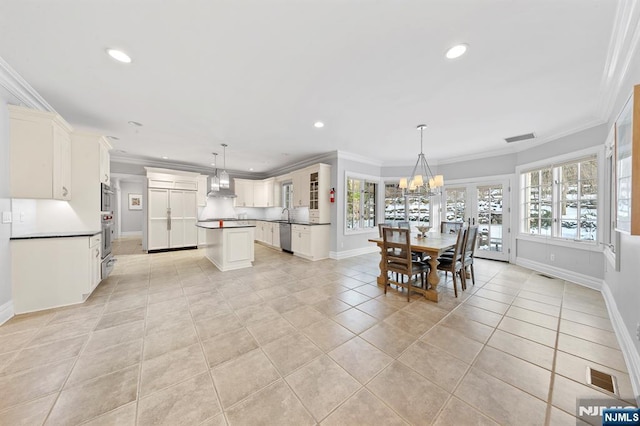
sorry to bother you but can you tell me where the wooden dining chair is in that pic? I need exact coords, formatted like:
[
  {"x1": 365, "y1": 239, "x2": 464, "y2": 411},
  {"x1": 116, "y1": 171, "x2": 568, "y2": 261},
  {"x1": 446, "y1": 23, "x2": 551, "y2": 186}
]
[
  {"x1": 382, "y1": 227, "x2": 428, "y2": 301},
  {"x1": 462, "y1": 225, "x2": 479, "y2": 287},
  {"x1": 436, "y1": 227, "x2": 466, "y2": 297},
  {"x1": 440, "y1": 221, "x2": 464, "y2": 234}
]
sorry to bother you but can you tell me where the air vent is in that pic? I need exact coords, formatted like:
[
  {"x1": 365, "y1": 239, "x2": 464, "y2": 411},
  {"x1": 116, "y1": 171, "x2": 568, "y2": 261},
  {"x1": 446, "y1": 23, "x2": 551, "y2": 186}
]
[
  {"x1": 587, "y1": 367, "x2": 617, "y2": 394},
  {"x1": 505, "y1": 132, "x2": 536, "y2": 143}
]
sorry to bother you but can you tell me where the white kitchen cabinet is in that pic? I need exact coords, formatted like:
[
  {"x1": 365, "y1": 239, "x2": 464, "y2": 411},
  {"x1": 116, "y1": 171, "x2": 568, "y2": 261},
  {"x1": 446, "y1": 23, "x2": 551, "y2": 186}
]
[
  {"x1": 197, "y1": 175, "x2": 208, "y2": 206},
  {"x1": 235, "y1": 179, "x2": 255, "y2": 207},
  {"x1": 147, "y1": 188, "x2": 198, "y2": 251},
  {"x1": 271, "y1": 222, "x2": 280, "y2": 247},
  {"x1": 9, "y1": 105, "x2": 74, "y2": 200},
  {"x1": 11, "y1": 233, "x2": 102, "y2": 314},
  {"x1": 234, "y1": 178, "x2": 281, "y2": 208},
  {"x1": 292, "y1": 224, "x2": 330, "y2": 261},
  {"x1": 253, "y1": 180, "x2": 268, "y2": 207},
  {"x1": 99, "y1": 141, "x2": 111, "y2": 185},
  {"x1": 308, "y1": 163, "x2": 331, "y2": 223},
  {"x1": 291, "y1": 168, "x2": 310, "y2": 207}
]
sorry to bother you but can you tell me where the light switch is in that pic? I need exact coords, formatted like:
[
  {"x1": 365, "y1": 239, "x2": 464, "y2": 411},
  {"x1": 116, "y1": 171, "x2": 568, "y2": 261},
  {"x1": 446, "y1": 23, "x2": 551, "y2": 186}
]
[{"x1": 1, "y1": 212, "x2": 11, "y2": 224}]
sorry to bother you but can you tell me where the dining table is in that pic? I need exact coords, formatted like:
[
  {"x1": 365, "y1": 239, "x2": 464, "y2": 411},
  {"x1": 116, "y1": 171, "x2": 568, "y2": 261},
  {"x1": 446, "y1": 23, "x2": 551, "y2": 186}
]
[{"x1": 368, "y1": 231, "x2": 458, "y2": 302}]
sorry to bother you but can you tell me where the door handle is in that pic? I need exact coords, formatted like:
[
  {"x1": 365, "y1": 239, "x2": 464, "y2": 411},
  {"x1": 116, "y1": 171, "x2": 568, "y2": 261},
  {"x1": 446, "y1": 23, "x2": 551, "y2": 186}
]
[
  {"x1": 167, "y1": 208, "x2": 172, "y2": 231},
  {"x1": 104, "y1": 174, "x2": 109, "y2": 182}
]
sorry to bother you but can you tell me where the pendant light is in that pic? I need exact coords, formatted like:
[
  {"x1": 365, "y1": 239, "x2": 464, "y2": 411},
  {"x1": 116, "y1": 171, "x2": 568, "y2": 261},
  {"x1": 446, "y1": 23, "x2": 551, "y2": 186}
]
[
  {"x1": 219, "y1": 143, "x2": 230, "y2": 189},
  {"x1": 210, "y1": 152, "x2": 220, "y2": 192},
  {"x1": 399, "y1": 124, "x2": 444, "y2": 195}
]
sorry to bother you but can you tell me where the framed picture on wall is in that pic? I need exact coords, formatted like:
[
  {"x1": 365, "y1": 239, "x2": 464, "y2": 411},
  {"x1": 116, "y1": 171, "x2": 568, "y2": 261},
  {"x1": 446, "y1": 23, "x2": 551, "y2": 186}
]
[
  {"x1": 615, "y1": 84, "x2": 640, "y2": 234},
  {"x1": 128, "y1": 193, "x2": 142, "y2": 210}
]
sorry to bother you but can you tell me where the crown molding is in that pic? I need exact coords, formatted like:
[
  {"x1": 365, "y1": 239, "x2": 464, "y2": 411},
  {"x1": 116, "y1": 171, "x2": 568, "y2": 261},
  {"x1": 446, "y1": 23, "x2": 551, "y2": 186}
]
[
  {"x1": 597, "y1": 0, "x2": 640, "y2": 120},
  {"x1": 336, "y1": 150, "x2": 383, "y2": 167},
  {"x1": 0, "y1": 56, "x2": 55, "y2": 112}
]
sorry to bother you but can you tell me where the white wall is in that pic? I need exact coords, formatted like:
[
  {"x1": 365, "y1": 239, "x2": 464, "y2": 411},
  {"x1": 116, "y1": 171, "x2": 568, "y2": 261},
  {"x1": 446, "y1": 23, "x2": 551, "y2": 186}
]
[
  {"x1": 119, "y1": 181, "x2": 144, "y2": 235},
  {"x1": 0, "y1": 96, "x2": 13, "y2": 322}
]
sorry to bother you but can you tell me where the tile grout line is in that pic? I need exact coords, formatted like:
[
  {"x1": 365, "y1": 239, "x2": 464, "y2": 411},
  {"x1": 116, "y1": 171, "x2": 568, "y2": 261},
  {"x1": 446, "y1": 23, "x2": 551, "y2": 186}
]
[
  {"x1": 131, "y1": 258, "x2": 152, "y2": 426},
  {"x1": 543, "y1": 280, "x2": 566, "y2": 426}
]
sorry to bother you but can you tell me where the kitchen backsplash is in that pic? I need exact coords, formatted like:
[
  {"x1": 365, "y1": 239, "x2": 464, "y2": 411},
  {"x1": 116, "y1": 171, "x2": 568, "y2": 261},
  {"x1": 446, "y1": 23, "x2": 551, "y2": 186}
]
[{"x1": 199, "y1": 196, "x2": 309, "y2": 222}]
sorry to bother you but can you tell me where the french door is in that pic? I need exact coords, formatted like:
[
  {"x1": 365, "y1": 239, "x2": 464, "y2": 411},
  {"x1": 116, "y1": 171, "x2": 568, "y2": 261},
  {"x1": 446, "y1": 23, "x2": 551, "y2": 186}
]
[{"x1": 444, "y1": 178, "x2": 511, "y2": 261}]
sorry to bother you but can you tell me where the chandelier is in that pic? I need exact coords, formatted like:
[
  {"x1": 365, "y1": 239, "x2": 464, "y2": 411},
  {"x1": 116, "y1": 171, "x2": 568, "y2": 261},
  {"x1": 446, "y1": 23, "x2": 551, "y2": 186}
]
[
  {"x1": 399, "y1": 124, "x2": 444, "y2": 195},
  {"x1": 220, "y1": 143, "x2": 230, "y2": 189}
]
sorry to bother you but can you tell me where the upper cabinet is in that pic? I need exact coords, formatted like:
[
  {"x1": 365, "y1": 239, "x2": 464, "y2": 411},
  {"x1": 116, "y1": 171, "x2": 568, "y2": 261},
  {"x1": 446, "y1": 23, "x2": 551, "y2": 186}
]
[
  {"x1": 99, "y1": 142, "x2": 111, "y2": 185},
  {"x1": 9, "y1": 105, "x2": 74, "y2": 200},
  {"x1": 291, "y1": 163, "x2": 330, "y2": 223},
  {"x1": 234, "y1": 178, "x2": 281, "y2": 208},
  {"x1": 234, "y1": 179, "x2": 255, "y2": 207},
  {"x1": 291, "y1": 169, "x2": 310, "y2": 208}
]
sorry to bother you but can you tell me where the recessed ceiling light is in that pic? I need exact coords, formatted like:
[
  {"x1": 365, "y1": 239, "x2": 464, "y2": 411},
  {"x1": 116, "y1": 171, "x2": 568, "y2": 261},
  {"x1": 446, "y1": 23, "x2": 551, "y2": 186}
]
[
  {"x1": 106, "y1": 48, "x2": 132, "y2": 63},
  {"x1": 445, "y1": 43, "x2": 468, "y2": 59},
  {"x1": 249, "y1": 168, "x2": 254, "y2": 171},
  {"x1": 128, "y1": 121, "x2": 143, "y2": 127},
  {"x1": 161, "y1": 156, "x2": 168, "y2": 159},
  {"x1": 313, "y1": 121, "x2": 324, "y2": 128}
]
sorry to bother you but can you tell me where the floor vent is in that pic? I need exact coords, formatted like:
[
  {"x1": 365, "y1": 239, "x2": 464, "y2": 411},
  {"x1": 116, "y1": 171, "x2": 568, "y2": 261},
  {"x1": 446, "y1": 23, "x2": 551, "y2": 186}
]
[
  {"x1": 587, "y1": 367, "x2": 617, "y2": 394},
  {"x1": 537, "y1": 273, "x2": 555, "y2": 279}
]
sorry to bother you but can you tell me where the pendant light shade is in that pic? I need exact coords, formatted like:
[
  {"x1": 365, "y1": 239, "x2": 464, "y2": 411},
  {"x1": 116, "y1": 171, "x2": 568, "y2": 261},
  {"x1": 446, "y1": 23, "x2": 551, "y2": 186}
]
[
  {"x1": 210, "y1": 152, "x2": 220, "y2": 192},
  {"x1": 219, "y1": 143, "x2": 230, "y2": 189}
]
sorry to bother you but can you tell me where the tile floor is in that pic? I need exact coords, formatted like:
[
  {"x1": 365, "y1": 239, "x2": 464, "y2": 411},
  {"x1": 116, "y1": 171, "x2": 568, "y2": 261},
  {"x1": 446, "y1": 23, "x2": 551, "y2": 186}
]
[{"x1": 0, "y1": 237, "x2": 637, "y2": 425}]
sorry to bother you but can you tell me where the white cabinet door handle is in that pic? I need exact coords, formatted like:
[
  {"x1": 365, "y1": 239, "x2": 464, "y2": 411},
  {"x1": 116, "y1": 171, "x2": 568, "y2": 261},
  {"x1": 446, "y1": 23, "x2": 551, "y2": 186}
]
[{"x1": 62, "y1": 187, "x2": 68, "y2": 197}]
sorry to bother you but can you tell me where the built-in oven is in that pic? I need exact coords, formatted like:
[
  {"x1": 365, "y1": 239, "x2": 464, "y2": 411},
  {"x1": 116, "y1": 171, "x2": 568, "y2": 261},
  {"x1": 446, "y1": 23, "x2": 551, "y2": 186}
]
[
  {"x1": 101, "y1": 183, "x2": 113, "y2": 212},
  {"x1": 101, "y1": 213, "x2": 116, "y2": 279}
]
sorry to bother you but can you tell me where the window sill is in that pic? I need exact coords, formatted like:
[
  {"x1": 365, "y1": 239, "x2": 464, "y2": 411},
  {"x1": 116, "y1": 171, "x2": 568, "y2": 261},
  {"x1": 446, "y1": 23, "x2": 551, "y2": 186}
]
[
  {"x1": 344, "y1": 228, "x2": 378, "y2": 236},
  {"x1": 516, "y1": 234, "x2": 602, "y2": 252}
]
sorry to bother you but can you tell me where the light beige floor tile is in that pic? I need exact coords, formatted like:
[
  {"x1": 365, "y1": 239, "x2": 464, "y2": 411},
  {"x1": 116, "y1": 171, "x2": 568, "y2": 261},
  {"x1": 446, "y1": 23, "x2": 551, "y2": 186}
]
[
  {"x1": 199, "y1": 414, "x2": 227, "y2": 426},
  {"x1": 474, "y1": 288, "x2": 516, "y2": 304},
  {"x1": 312, "y1": 298, "x2": 352, "y2": 317},
  {"x1": 551, "y1": 374, "x2": 631, "y2": 420},
  {"x1": 235, "y1": 303, "x2": 282, "y2": 326},
  {"x1": 143, "y1": 323, "x2": 199, "y2": 361},
  {"x1": 286, "y1": 355, "x2": 360, "y2": 422},
  {"x1": 420, "y1": 325, "x2": 484, "y2": 364},
  {"x1": 0, "y1": 359, "x2": 73, "y2": 411},
  {"x1": 83, "y1": 320, "x2": 144, "y2": 353},
  {"x1": 433, "y1": 396, "x2": 499, "y2": 426},
  {"x1": 439, "y1": 313, "x2": 494, "y2": 343},
  {"x1": 465, "y1": 296, "x2": 510, "y2": 315},
  {"x1": 487, "y1": 329, "x2": 554, "y2": 370},
  {"x1": 48, "y1": 305, "x2": 105, "y2": 325},
  {"x1": 518, "y1": 289, "x2": 562, "y2": 306},
  {"x1": 67, "y1": 339, "x2": 142, "y2": 386},
  {"x1": 383, "y1": 310, "x2": 437, "y2": 338},
  {"x1": 356, "y1": 299, "x2": 398, "y2": 320},
  {"x1": 146, "y1": 296, "x2": 189, "y2": 317},
  {"x1": 302, "y1": 318, "x2": 355, "y2": 352},
  {"x1": 401, "y1": 301, "x2": 450, "y2": 323},
  {"x1": 547, "y1": 406, "x2": 590, "y2": 426},
  {"x1": 0, "y1": 393, "x2": 57, "y2": 426},
  {"x1": 481, "y1": 283, "x2": 520, "y2": 296},
  {"x1": 0, "y1": 351, "x2": 16, "y2": 371},
  {"x1": 554, "y1": 351, "x2": 636, "y2": 404},
  {"x1": 226, "y1": 380, "x2": 314, "y2": 426},
  {"x1": 46, "y1": 365, "x2": 138, "y2": 425},
  {"x1": 195, "y1": 313, "x2": 242, "y2": 341},
  {"x1": 454, "y1": 367, "x2": 547, "y2": 425},
  {"x1": 94, "y1": 307, "x2": 146, "y2": 331},
  {"x1": 262, "y1": 332, "x2": 322, "y2": 376},
  {"x1": 498, "y1": 316, "x2": 557, "y2": 347},
  {"x1": 559, "y1": 319, "x2": 620, "y2": 349},
  {"x1": 353, "y1": 284, "x2": 385, "y2": 298},
  {"x1": 211, "y1": 348, "x2": 280, "y2": 409},
  {"x1": 102, "y1": 294, "x2": 148, "y2": 315},
  {"x1": 28, "y1": 318, "x2": 96, "y2": 347},
  {"x1": 147, "y1": 288, "x2": 184, "y2": 305},
  {"x1": 140, "y1": 343, "x2": 208, "y2": 397},
  {"x1": 282, "y1": 305, "x2": 327, "y2": 329},
  {"x1": 137, "y1": 373, "x2": 221, "y2": 426},
  {"x1": 511, "y1": 297, "x2": 560, "y2": 317},
  {"x1": 328, "y1": 336, "x2": 393, "y2": 384},
  {"x1": 505, "y1": 305, "x2": 558, "y2": 330},
  {"x1": 399, "y1": 340, "x2": 469, "y2": 392},
  {"x1": 265, "y1": 295, "x2": 307, "y2": 314},
  {"x1": 2, "y1": 334, "x2": 87, "y2": 375},
  {"x1": 322, "y1": 388, "x2": 408, "y2": 426},
  {"x1": 453, "y1": 303, "x2": 503, "y2": 327},
  {"x1": 561, "y1": 308, "x2": 614, "y2": 331},
  {"x1": 360, "y1": 322, "x2": 415, "y2": 358},
  {"x1": 335, "y1": 289, "x2": 371, "y2": 306},
  {"x1": 557, "y1": 333, "x2": 627, "y2": 373},
  {"x1": 332, "y1": 308, "x2": 378, "y2": 335},
  {"x1": 474, "y1": 345, "x2": 551, "y2": 400},
  {"x1": 367, "y1": 361, "x2": 449, "y2": 425},
  {"x1": 81, "y1": 402, "x2": 137, "y2": 426},
  {"x1": 246, "y1": 317, "x2": 297, "y2": 345},
  {"x1": 202, "y1": 328, "x2": 259, "y2": 368},
  {"x1": 146, "y1": 310, "x2": 193, "y2": 336},
  {"x1": 0, "y1": 311, "x2": 55, "y2": 336}
]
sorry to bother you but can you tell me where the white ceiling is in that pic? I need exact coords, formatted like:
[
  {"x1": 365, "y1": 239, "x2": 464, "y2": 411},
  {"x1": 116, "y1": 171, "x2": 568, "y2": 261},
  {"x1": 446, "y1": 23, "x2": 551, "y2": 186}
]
[{"x1": 0, "y1": 1, "x2": 622, "y2": 174}]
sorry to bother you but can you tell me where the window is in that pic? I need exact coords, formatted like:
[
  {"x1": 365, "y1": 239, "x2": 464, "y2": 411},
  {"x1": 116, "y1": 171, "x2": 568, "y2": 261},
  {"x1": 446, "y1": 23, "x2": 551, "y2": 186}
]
[
  {"x1": 384, "y1": 182, "x2": 431, "y2": 227},
  {"x1": 384, "y1": 183, "x2": 404, "y2": 223},
  {"x1": 445, "y1": 187, "x2": 466, "y2": 222},
  {"x1": 346, "y1": 176, "x2": 377, "y2": 231},
  {"x1": 521, "y1": 156, "x2": 598, "y2": 241},
  {"x1": 282, "y1": 182, "x2": 293, "y2": 209}
]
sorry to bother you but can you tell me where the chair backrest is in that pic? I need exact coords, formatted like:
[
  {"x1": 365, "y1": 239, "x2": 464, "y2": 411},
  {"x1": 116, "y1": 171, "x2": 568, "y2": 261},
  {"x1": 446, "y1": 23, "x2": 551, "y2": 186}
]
[
  {"x1": 451, "y1": 227, "x2": 467, "y2": 260},
  {"x1": 382, "y1": 227, "x2": 412, "y2": 273},
  {"x1": 464, "y1": 226, "x2": 479, "y2": 259},
  {"x1": 378, "y1": 223, "x2": 390, "y2": 237},
  {"x1": 397, "y1": 221, "x2": 410, "y2": 229},
  {"x1": 441, "y1": 221, "x2": 464, "y2": 234}
]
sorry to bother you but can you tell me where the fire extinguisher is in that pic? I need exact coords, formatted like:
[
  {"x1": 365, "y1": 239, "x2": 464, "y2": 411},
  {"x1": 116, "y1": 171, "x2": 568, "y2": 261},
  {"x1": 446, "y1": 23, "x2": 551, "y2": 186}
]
[{"x1": 330, "y1": 188, "x2": 335, "y2": 203}]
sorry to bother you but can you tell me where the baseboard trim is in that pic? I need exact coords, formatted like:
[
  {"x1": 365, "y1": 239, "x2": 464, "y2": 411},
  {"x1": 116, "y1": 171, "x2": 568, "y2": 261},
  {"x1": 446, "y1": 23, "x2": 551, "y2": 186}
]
[
  {"x1": 330, "y1": 246, "x2": 379, "y2": 260},
  {"x1": 515, "y1": 257, "x2": 603, "y2": 290},
  {"x1": 601, "y1": 281, "x2": 640, "y2": 405},
  {"x1": 119, "y1": 231, "x2": 142, "y2": 237},
  {"x1": 0, "y1": 300, "x2": 14, "y2": 326}
]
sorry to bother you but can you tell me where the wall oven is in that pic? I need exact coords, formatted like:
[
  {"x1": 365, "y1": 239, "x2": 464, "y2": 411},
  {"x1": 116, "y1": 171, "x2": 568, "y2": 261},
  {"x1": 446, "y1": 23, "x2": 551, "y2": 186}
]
[
  {"x1": 101, "y1": 213, "x2": 116, "y2": 279},
  {"x1": 101, "y1": 183, "x2": 113, "y2": 212}
]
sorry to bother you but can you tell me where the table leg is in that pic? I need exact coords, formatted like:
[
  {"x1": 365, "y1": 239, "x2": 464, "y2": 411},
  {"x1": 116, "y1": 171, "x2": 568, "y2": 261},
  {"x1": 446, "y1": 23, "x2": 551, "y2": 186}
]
[
  {"x1": 376, "y1": 252, "x2": 386, "y2": 286},
  {"x1": 424, "y1": 256, "x2": 440, "y2": 302}
]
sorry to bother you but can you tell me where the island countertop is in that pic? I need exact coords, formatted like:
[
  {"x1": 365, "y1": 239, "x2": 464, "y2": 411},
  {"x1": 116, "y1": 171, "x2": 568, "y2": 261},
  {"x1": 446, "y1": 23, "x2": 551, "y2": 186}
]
[{"x1": 196, "y1": 222, "x2": 256, "y2": 229}]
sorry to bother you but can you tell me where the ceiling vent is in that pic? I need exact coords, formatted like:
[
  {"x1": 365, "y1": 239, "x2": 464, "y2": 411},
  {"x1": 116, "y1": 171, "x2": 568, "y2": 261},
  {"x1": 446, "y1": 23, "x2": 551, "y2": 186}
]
[{"x1": 505, "y1": 132, "x2": 536, "y2": 143}]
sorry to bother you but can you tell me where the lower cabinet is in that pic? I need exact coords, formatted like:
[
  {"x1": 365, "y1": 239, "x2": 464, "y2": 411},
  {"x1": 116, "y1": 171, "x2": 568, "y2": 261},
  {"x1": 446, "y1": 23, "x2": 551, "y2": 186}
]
[
  {"x1": 11, "y1": 234, "x2": 102, "y2": 314},
  {"x1": 291, "y1": 224, "x2": 330, "y2": 261},
  {"x1": 255, "y1": 221, "x2": 281, "y2": 249}
]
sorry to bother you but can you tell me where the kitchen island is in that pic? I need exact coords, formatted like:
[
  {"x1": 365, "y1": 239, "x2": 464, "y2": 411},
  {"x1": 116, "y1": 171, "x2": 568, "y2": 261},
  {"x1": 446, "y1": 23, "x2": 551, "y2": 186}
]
[{"x1": 197, "y1": 221, "x2": 256, "y2": 271}]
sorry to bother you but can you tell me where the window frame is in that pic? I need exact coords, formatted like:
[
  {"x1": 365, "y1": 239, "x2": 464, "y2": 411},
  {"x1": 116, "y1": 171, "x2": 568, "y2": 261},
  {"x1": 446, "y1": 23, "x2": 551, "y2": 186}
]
[
  {"x1": 344, "y1": 172, "x2": 380, "y2": 235},
  {"x1": 516, "y1": 146, "x2": 604, "y2": 248}
]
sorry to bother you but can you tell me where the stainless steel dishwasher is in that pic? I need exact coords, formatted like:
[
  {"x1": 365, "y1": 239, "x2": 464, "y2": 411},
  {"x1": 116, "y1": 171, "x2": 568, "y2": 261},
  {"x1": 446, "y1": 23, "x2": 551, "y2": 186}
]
[{"x1": 279, "y1": 222, "x2": 292, "y2": 253}]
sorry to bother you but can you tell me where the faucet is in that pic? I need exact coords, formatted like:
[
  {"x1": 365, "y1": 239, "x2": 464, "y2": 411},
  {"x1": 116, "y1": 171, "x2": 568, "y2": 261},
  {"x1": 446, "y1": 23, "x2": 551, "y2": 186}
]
[{"x1": 282, "y1": 208, "x2": 291, "y2": 223}]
